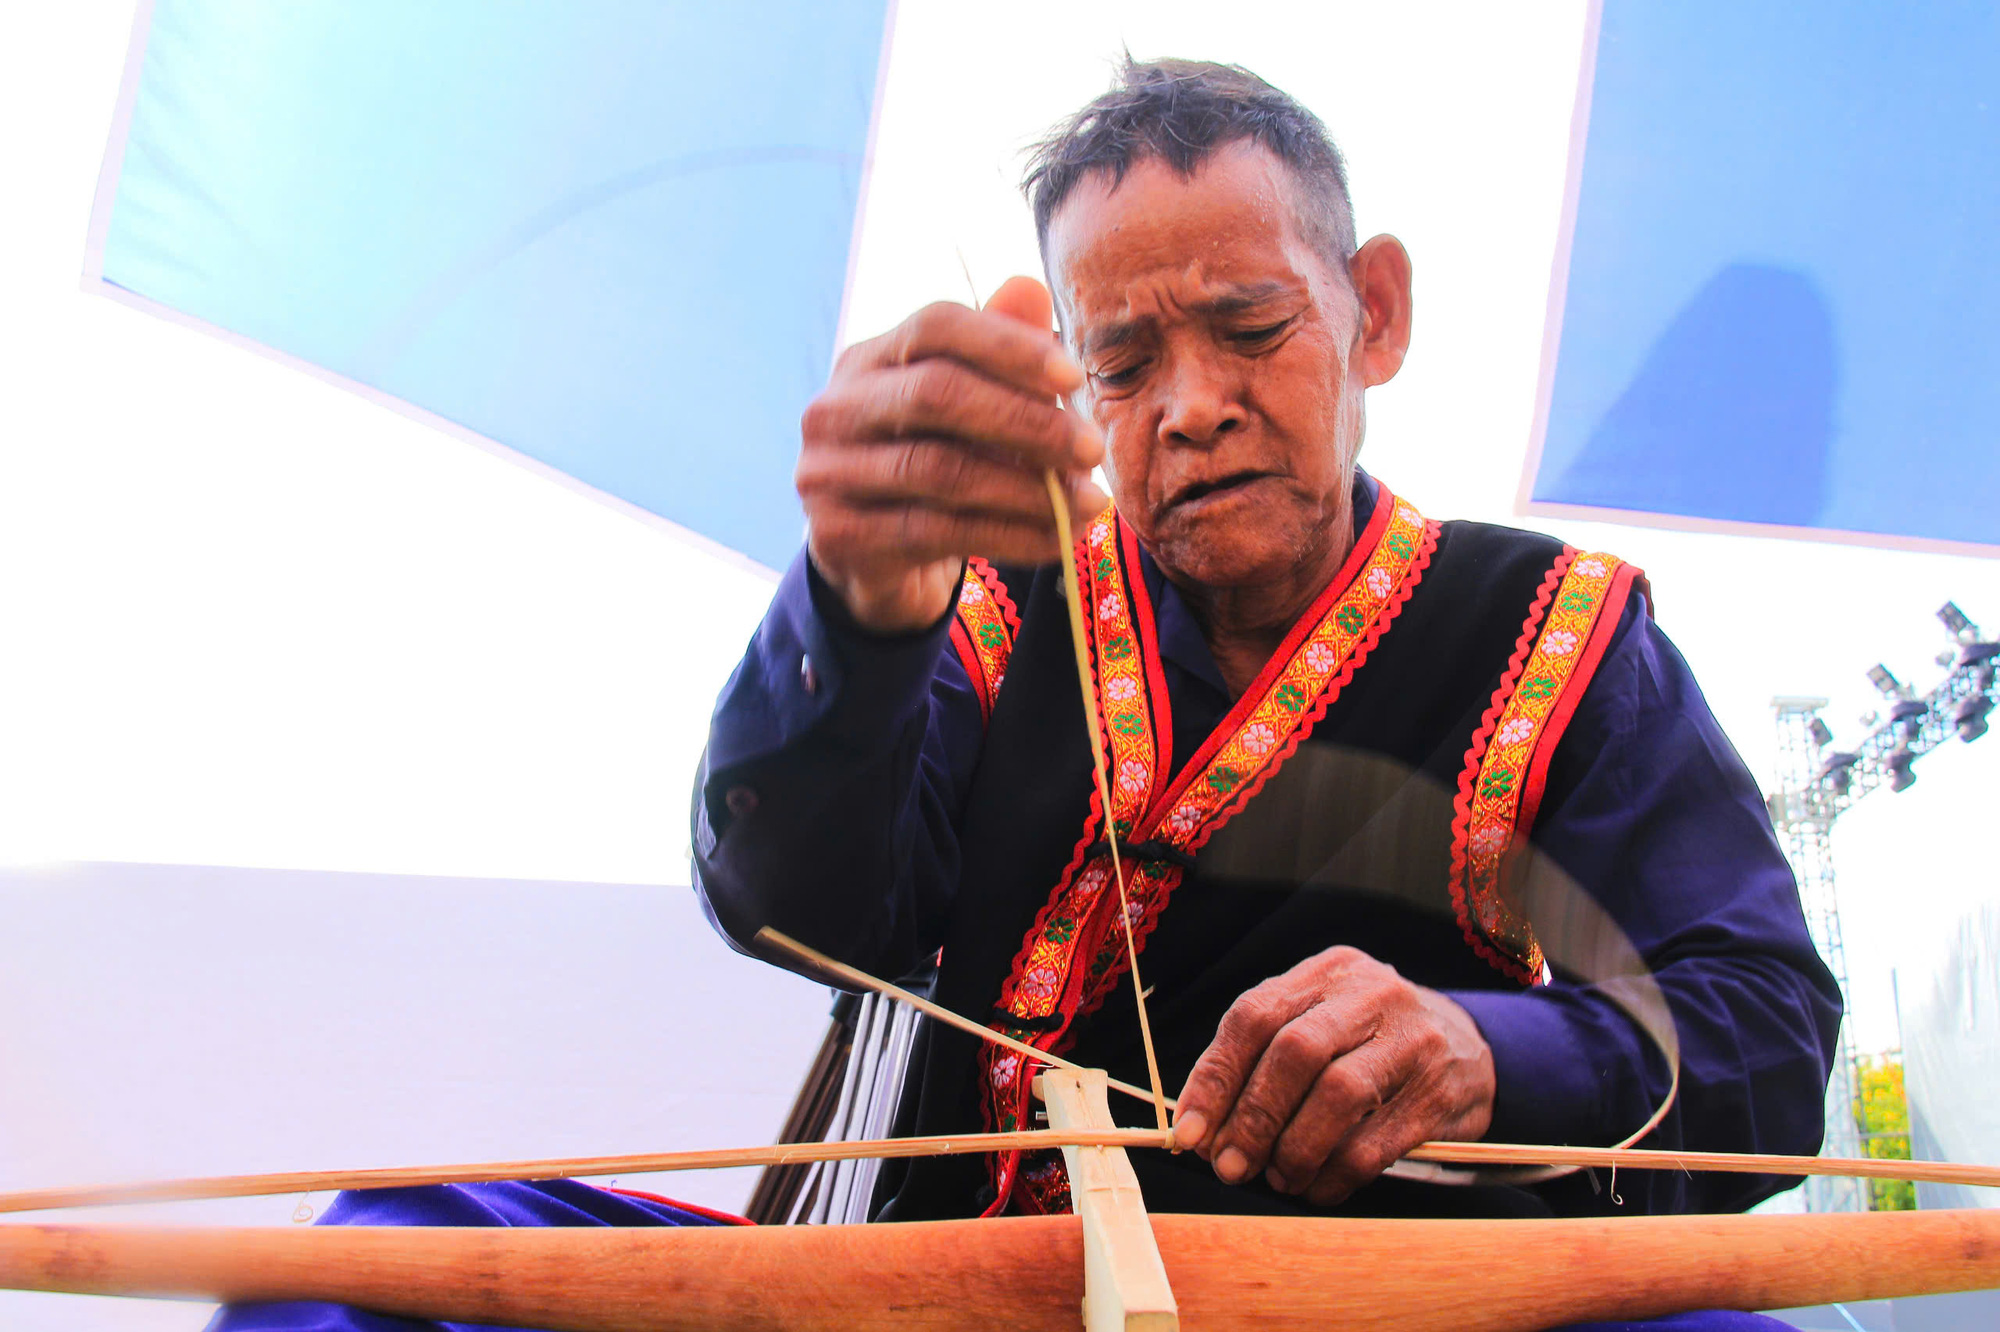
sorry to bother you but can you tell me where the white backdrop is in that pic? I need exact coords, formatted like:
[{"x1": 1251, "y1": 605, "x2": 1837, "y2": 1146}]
[{"x1": 2, "y1": 3, "x2": 1997, "y2": 1327}]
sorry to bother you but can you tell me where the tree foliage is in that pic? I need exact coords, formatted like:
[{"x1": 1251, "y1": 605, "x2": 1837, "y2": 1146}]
[{"x1": 1855, "y1": 1053, "x2": 1913, "y2": 1212}]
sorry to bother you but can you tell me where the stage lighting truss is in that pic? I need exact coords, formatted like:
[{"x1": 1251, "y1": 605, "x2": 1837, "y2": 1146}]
[{"x1": 1766, "y1": 601, "x2": 1997, "y2": 1212}]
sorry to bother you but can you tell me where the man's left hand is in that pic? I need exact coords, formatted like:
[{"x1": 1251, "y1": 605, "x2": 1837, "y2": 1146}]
[{"x1": 1171, "y1": 946, "x2": 1496, "y2": 1206}]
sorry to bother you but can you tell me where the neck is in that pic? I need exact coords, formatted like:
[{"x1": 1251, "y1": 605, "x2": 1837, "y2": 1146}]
[{"x1": 1177, "y1": 508, "x2": 1356, "y2": 699}]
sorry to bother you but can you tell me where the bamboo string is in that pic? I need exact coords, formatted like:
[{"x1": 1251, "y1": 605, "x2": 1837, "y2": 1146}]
[
  {"x1": 757, "y1": 928, "x2": 1177, "y2": 1115},
  {"x1": 1044, "y1": 469, "x2": 1171, "y2": 1136}
]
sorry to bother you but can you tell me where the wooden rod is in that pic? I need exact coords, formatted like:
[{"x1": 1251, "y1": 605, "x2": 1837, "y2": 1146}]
[
  {"x1": 755, "y1": 927, "x2": 1178, "y2": 1114},
  {"x1": 2, "y1": 1209, "x2": 1998, "y2": 1329},
  {"x1": 0, "y1": 1128, "x2": 1172, "y2": 1216}
]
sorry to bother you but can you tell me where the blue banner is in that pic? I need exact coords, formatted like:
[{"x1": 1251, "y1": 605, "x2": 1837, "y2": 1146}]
[
  {"x1": 1524, "y1": 1, "x2": 1999, "y2": 553},
  {"x1": 94, "y1": 0, "x2": 892, "y2": 570}
]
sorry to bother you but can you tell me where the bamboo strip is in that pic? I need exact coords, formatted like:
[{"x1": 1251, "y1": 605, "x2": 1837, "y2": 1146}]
[
  {"x1": 1044, "y1": 470, "x2": 1171, "y2": 1136},
  {"x1": 0, "y1": 1128, "x2": 1171, "y2": 1216},
  {"x1": 756, "y1": 928, "x2": 1178, "y2": 1114},
  {"x1": 0, "y1": 1126, "x2": 1994, "y2": 1218},
  {"x1": 1404, "y1": 1140, "x2": 2000, "y2": 1189}
]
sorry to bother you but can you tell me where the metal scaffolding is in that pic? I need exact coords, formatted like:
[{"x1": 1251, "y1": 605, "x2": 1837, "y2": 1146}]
[{"x1": 1765, "y1": 602, "x2": 1999, "y2": 1212}]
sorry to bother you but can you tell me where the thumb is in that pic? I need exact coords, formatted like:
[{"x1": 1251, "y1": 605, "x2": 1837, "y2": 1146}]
[{"x1": 983, "y1": 274, "x2": 1056, "y2": 336}]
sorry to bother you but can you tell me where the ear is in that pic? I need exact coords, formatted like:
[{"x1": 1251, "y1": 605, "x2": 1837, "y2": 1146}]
[{"x1": 1348, "y1": 235, "x2": 1413, "y2": 388}]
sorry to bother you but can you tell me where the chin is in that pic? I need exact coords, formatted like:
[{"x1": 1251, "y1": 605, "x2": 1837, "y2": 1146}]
[{"x1": 1151, "y1": 530, "x2": 1303, "y2": 593}]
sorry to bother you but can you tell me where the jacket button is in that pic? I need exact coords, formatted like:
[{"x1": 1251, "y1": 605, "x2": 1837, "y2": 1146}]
[
  {"x1": 800, "y1": 654, "x2": 820, "y2": 695},
  {"x1": 725, "y1": 786, "x2": 760, "y2": 818}
]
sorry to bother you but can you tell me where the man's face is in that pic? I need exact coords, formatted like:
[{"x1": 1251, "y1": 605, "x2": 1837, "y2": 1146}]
[{"x1": 1045, "y1": 142, "x2": 1369, "y2": 594}]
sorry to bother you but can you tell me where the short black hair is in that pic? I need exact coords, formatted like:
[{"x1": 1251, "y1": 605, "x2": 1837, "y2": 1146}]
[{"x1": 1023, "y1": 58, "x2": 1357, "y2": 269}]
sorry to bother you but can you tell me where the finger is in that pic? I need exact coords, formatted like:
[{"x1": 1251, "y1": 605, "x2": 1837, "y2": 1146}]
[
  {"x1": 798, "y1": 438, "x2": 1068, "y2": 526},
  {"x1": 1209, "y1": 1000, "x2": 1378, "y2": 1187},
  {"x1": 1173, "y1": 979, "x2": 1313, "y2": 1159},
  {"x1": 984, "y1": 275, "x2": 1056, "y2": 337},
  {"x1": 806, "y1": 499, "x2": 1064, "y2": 569},
  {"x1": 1301, "y1": 1085, "x2": 1436, "y2": 1208},
  {"x1": 1264, "y1": 1035, "x2": 1411, "y2": 1195},
  {"x1": 843, "y1": 298, "x2": 1083, "y2": 399},
  {"x1": 809, "y1": 360, "x2": 1102, "y2": 471}
]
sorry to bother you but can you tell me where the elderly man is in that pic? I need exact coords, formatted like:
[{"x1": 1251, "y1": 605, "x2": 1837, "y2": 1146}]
[
  {"x1": 211, "y1": 59, "x2": 1840, "y2": 1332},
  {"x1": 693, "y1": 56, "x2": 1840, "y2": 1321}
]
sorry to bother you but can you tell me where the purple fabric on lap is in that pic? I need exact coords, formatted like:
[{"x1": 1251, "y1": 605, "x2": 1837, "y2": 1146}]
[
  {"x1": 1556, "y1": 1315, "x2": 1793, "y2": 1331},
  {"x1": 204, "y1": 1179, "x2": 729, "y2": 1332}
]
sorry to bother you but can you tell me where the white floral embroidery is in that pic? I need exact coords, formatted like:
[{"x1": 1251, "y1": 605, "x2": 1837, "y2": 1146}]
[
  {"x1": 960, "y1": 579, "x2": 985, "y2": 604},
  {"x1": 1105, "y1": 676, "x2": 1139, "y2": 703},
  {"x1": 1541, "y1": 628, "x2": 1579, "y2": 657},
  {"x1": 1469, "y1": 822, "x2": 1512, "y2": 855},
  {"x1": 1167, "y1": 804, "x2": 1205, "y2": 836},
  {"x1": 1238, "y1": 722, "x2": 1278, "y2": 756},
  {"x1": 1496, "y1": 717, "x2": 1535, "y2": 748},
  {"x1": 1098, "y1": 592, "x2": 1122, "y2": 622},
  {"x1": 1304, "y1": 641, "x2": 1337, "y2": 674},
  {"x1": 991, "y1": 1052, "x2": 1020, "y2": 1088},
  {"x1": 1572, "y1": 556, "x2": 1608, "y2": 580},
  {"x1": 1118, "y1": 758, "x2": 1150, "y2": 793}
]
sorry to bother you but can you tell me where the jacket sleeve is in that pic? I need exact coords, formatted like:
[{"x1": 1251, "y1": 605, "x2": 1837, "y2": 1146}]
[
  {"x1": 1446, "y1": 596, "x2": 1843, "y2": 1214},
  {"x1": 690, "y1": 552, "x2": 987, "y2": 982}
]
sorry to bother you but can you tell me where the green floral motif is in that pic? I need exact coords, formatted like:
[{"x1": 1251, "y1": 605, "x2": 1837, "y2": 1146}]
[
  {"x1": 1103, "y1": 633, "x2": 1135, "y2": 661},
  {"x1": 1112, "y1": 712, "x2": 1147, "y2": 737},
  {"x1": 977, "y1": 622, "x2": 1008, "y2": 649},
  {"x1": 1559, "y1": 589, "x2": 1597, "y2": 614},
  {"x1": 1479, "y1": 768, "x2": 1518, "y2": 801},
  {"x1": 1518, "y1": 674, "x2": 1558, "y2": 701},
  {"x1": 1046, "y1": 914, "x2": 1078, "y2": 943},
  {"x1": 1207, "y1": 764, "x2": 1245, "y2": 794},
  {"x1": 1274, "y1": 681, "x2": 1308, "y2": 713},
  {"x1": 1386, "y1": 530, "x2": 1416, "y2": 559},
  {"x1": 1096, "y1": 555, "x2": 1116, "y2": 580},
  {"x1": 1334, "y1": 604, "x2": 1367, "y2": 634}
]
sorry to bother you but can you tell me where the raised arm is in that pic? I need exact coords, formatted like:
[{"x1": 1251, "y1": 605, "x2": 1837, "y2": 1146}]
[{"x1": 692, "y1": 280, "x2": 1105, "y2": 979}]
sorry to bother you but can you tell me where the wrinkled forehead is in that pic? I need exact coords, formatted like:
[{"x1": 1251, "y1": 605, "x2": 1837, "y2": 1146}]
[{"x1": 1042, "y1": 141, "x2": 1329, "y2": 329}]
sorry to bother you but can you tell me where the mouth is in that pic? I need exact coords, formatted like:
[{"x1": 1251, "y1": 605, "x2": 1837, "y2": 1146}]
[{"x1": 1168, "y1": 470, "x2": 1278, "y2": 512}]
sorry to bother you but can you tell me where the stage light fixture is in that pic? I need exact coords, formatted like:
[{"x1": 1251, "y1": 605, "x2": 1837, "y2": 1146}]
[
  {"x1": 1938, "y1": 601, "x2": 1979, "y2": 641},
  {"x1": 1807, "y1": 717, "x2": 1833, "y2": 748},
  {"x1": 1817, "y1": 751, "x2": 1859, "y2": 795},
  {"x1": 1885, "y1": 746, "x2": 1917, "y2": 792},
  {"x1": 1867, "y1": 664, "x2": 1903, "y2": 698},
  {"x1": 1956, "y1": 696, "x2": 1993, "y2": 744}
]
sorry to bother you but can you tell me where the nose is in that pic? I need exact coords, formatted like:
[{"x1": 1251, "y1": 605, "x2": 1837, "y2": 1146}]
[{"x1": 1156, "y1": 348, "x2": 1244, "y2": 448}]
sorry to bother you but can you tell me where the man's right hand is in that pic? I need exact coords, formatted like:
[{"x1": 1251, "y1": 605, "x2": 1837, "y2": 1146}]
[{"x1": 797, "y1": 276, "x2": 1108, "y2": 634}]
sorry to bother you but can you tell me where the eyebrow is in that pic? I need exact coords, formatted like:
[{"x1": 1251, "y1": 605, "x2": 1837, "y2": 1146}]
[{"x1": 1079, "y1": 280, "x2": 1301, "y2": 357}]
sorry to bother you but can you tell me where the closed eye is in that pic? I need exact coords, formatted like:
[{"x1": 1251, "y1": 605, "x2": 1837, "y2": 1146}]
[{"x1": 1233, "y1": 320, "x2": 1291, "y2": 345}]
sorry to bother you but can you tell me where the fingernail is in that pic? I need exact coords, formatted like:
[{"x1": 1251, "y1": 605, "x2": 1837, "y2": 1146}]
[
  {"x1": 1172, "y1": 1112, "x2": 1208, "y2": 1152},
  {"x1": 1045, "y1": 350, "x2": 1084, "y2": 392},
  {"x1": 1265, "y1": 1167, "x2": 1289, "y2": 1193},
  {"x1": 1215, "y1": 1147, "x2": 1250, "y2": 1185}
]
